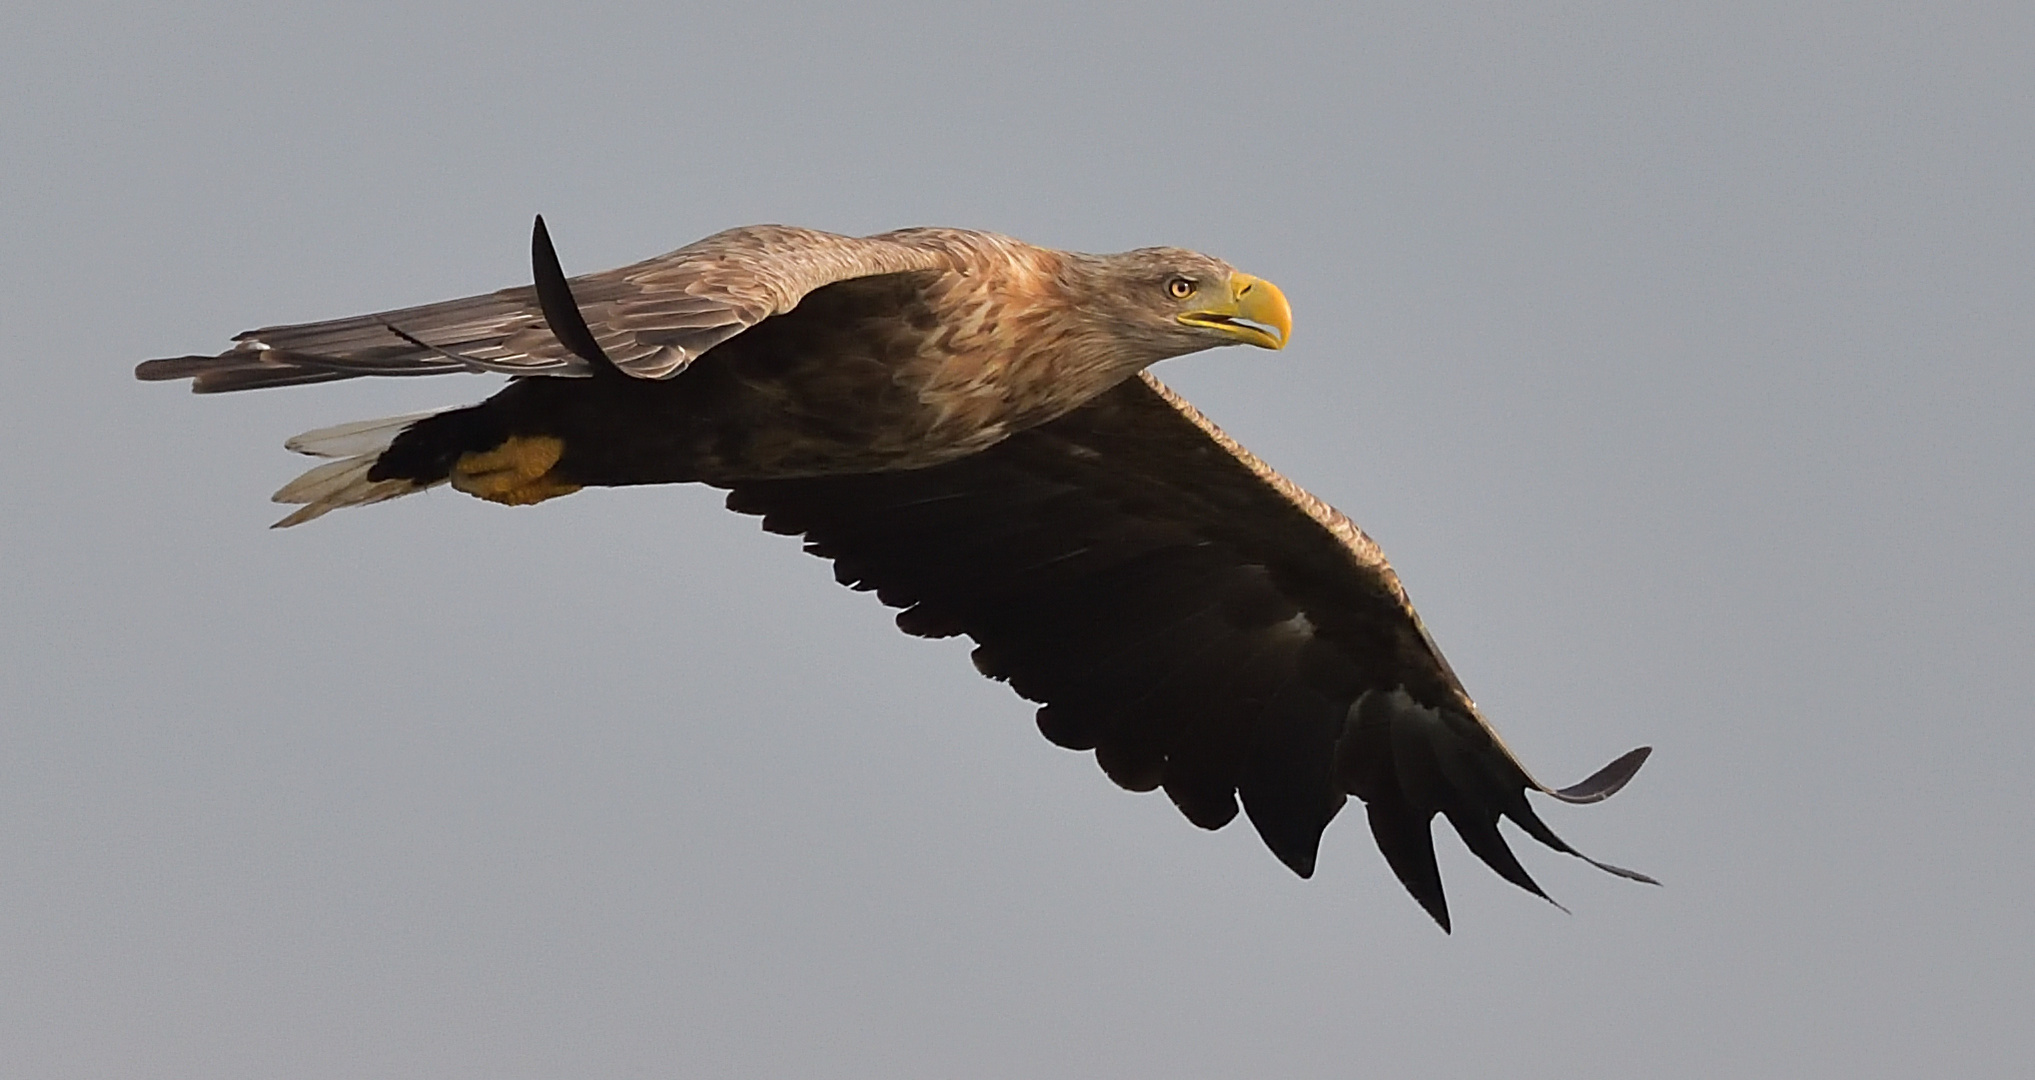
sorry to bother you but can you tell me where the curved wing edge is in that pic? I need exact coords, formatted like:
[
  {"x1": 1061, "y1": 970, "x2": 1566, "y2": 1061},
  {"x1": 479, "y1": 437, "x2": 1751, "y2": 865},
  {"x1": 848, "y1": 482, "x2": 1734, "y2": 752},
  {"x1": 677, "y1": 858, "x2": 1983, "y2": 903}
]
[{"x1": 1548, "y1": 746, "x2": 1652, "y2": 804}]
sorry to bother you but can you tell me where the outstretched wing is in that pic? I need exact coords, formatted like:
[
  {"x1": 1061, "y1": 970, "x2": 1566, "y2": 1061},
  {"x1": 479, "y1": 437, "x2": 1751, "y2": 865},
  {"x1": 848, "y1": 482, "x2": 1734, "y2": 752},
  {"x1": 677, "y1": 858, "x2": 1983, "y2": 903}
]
[
  {"x1": 725, "y1": 372, "x2": 1651, "y2": 930},
  {"x1": 135, "y1": 224, "x2": 965, "y2": 393}
]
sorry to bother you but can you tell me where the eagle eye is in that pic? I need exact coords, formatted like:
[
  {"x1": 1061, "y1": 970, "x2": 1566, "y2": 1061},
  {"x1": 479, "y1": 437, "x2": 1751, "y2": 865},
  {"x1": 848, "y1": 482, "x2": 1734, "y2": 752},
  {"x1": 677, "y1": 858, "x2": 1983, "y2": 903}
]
[{"x1": 1167, "y1": 277, "x2": 1196, "y2": 300}]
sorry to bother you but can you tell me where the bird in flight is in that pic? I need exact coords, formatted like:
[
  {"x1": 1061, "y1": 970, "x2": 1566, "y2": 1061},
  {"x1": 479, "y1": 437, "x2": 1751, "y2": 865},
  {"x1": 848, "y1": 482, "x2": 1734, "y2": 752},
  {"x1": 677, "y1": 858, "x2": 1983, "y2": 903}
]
[{"x1": 139, "y1": 217, "x2": 1651, "y2": 930}]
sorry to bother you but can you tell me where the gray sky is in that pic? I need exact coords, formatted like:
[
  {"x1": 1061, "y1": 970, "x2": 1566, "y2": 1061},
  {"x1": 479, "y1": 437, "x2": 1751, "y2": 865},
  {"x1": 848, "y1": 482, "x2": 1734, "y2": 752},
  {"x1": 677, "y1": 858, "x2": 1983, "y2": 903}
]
[{"x1": 3, "y1": 2, "x2": 2030, "y2": 1077}]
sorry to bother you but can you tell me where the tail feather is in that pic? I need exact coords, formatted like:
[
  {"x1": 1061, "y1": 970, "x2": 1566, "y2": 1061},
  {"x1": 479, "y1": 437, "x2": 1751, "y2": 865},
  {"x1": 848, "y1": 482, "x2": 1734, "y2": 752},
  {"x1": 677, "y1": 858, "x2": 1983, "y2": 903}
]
[
  {"x1": 269, "y1": 408, "x2": 457, "y2": 527},
  {"x1": 285, "y1": 410, "x2": 448, "y2": 458}
]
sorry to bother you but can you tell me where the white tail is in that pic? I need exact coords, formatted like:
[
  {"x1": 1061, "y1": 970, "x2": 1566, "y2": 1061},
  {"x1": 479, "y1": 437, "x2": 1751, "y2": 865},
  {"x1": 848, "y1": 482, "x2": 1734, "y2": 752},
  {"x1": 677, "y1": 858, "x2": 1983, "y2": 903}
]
[{"x1": 270, "y1": 409, "x2": 451, "y2": 527}]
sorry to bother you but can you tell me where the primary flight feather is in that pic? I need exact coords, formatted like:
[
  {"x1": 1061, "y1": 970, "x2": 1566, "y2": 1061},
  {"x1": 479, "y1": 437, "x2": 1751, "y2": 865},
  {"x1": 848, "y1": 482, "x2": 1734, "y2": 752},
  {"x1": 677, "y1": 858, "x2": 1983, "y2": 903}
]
[{"x1": 138, "y1": 217, "x2": 1650, "y2": 930}]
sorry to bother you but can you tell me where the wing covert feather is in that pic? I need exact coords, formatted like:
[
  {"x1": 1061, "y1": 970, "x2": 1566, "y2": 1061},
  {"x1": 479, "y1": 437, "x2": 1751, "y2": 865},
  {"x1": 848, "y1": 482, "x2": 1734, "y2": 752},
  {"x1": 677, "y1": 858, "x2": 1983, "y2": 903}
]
[{"x1": 136, "y1": 225, "x2": 967, "y2": 393}]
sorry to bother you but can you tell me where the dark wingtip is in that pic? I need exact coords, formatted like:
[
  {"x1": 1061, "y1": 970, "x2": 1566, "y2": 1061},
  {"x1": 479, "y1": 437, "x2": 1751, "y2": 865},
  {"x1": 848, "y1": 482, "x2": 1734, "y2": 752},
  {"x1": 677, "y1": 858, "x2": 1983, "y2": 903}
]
[
  {"x1": 135, "y1": 356, "x2": 211, "y2": 384},
  {"x1": 1582, "y1": 858, "x2": 1661, "y2": 887},
  {"x1": 529, "y1": 214, "x2": 621, "y2": 374},
  {"x1": 1501, "y1": 751, "x2": 1658, "y2": 888},
  {"x1": 1427, "y1": 895, "x2": 1452, "y2": 934},
  {"x1": 1239, "y1": 785, "x2": 1334, "y2": 882},
  {"x1": 1549, "y1": 746, "x2": 1651, "y2": 804},
  {"x1": 1366, "y1": 802, "x2": 1451, "y2": 932},
  {"x1": 1446, "y1": 808, "x2": 1557, "y2": 908},
  {"x1": 1249, "y1": 810, "x2": 1323, "y2": 880}
]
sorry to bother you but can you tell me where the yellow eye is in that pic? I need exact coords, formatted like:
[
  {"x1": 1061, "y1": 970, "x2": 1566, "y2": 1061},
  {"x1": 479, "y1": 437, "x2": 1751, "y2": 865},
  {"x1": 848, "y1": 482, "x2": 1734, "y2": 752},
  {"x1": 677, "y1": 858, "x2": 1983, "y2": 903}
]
[{"x1": 1167, "y1": 277, "x2": 1196, "y2": 299}]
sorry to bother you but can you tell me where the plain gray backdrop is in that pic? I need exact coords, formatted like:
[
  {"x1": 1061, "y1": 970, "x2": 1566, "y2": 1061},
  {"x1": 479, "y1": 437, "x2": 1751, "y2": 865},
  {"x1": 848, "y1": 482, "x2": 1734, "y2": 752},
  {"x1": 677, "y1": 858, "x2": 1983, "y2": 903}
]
[{"x1": 3, "y1": 2, "x2": 2030, "y2": 1077}]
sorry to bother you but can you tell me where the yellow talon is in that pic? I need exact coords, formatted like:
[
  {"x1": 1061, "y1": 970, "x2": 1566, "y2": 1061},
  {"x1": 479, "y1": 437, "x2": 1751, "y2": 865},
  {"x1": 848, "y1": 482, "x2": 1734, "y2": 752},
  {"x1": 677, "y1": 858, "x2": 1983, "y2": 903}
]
[{"x1": 450, "y1": 435, "x2": 583, "y2": 506}]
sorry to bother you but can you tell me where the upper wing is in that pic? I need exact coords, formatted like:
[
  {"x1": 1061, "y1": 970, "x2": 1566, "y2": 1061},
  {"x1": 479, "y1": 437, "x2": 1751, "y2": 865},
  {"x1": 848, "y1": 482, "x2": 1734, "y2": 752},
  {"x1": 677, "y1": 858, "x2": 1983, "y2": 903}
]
[
  {"x1": 135, "y1": 224, "x2": 964, "y2": 393},
  {"x1": 724, "y1": 372, "x2": 1651, "y2": 930}
]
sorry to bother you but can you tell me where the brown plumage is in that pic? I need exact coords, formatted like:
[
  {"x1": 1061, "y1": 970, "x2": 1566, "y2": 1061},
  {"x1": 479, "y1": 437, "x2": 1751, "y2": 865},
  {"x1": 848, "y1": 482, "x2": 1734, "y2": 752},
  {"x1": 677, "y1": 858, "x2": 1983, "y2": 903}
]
[{"x1": 137, "y1": 217, "x2": 1650, "y2": 930}]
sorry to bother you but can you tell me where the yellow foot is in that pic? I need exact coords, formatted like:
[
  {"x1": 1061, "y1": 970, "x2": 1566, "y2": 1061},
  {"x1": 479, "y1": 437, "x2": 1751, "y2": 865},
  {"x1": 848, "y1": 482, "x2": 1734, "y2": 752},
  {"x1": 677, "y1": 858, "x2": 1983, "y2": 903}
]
[{"x1": 450, "y1": 435, "x2": 583, "y2": 506}]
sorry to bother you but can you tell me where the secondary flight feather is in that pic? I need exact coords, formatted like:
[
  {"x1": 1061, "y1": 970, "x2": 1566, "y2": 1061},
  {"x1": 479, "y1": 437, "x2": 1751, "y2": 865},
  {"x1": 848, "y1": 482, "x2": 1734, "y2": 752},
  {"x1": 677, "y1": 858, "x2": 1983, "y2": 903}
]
[{"x1": 138, "y1": 216, "x2": 1651, "y2": 930}]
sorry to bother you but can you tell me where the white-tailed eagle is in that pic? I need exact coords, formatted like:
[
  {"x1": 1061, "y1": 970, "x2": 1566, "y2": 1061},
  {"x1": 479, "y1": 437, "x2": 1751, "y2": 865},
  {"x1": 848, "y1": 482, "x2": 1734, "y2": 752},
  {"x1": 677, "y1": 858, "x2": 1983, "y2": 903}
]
[{"x1": 138, "y1": 218, "x2": 1650, "y2": 929}]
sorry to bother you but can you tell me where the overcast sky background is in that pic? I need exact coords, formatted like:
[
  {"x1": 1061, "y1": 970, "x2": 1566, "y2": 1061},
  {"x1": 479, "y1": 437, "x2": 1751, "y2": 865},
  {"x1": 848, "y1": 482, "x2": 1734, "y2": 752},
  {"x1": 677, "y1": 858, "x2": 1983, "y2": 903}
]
[{"x1": 3, "y1": 3, "x2": 2030, "y2": 1077}]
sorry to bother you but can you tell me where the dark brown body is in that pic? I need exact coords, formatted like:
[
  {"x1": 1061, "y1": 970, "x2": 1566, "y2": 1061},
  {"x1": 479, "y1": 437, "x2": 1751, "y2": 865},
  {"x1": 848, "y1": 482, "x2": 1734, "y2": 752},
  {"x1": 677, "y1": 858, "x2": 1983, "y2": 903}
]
[{"x1": 375, "y1": 267, "x2": 1153, "y2": 491}]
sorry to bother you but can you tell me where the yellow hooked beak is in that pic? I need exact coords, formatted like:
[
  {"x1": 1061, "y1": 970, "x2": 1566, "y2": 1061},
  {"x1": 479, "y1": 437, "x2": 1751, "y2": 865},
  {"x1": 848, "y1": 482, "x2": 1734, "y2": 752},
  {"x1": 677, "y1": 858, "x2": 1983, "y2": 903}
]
[{"x1": 1177, "y1": 272, "x2": 1292, "y2": 350}]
